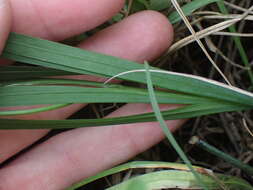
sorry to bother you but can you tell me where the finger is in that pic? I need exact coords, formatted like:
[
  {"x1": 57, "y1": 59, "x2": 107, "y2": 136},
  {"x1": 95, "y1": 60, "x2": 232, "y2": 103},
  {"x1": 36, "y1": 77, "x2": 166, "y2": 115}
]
[
  {"x1": 0, "y1": 0, "x2": 11, "y2": 54},
  {"x1": 0, "y1": 104, "x2": 185, "y2": 190},
  {"x1": 0, "y1": 11, "x2": 174, "y2": 163},
  {"x1": 36, "y1": 10, "x2": 174, "y2": 119},
  {"x1": 0, "y1": 0, "x2": 124, "y2": 161},
  {"x1": 0, "y1": 0, "x2": 124, "y2": 65},
  {"x1": 10, "y1": 0, "x2": 124, "y2": 41},
  {"x1": 78, "y1": 10, "x2": 173, "y2": 61}
]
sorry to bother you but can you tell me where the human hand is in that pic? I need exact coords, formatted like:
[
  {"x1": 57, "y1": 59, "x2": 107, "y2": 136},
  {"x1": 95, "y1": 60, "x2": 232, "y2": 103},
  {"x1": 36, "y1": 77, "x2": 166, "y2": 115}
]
[{"x1": 0, "y1": 0, "x2": 185, "y2": 189}]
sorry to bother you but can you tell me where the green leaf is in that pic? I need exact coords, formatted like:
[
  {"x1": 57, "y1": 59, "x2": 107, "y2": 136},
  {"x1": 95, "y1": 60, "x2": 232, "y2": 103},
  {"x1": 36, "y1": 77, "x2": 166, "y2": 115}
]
[
  {"x1": 169, "y1": 0, "x2": 221, "y2": 24},
  {"x1": 1, "y1": 78, "x2": 107, "y2": 88},
  {"x1": 106, "y1": 170, "x2": 253, "y2": 190},
  {"x1": 106, "y1": 170, "x2": 217, "y2": 190},
  {"x1": 67, "y1": 161, "x2": 205, "y2": 189},
  {"x1": 0, "y1": 103, "x2": 249, "y2": 129},
  {"x1": 130, "y1": 0, "x2": 149, "y2": 13},
  {"x1": 150, "y1": 0, "x2": 170, "y2": 11},
  {"x1": 0, "y1": 66, "x2": 73, "y2": 81},
  {"x1": 144, "y1": 62, "x2": 208, "y2": 190},
  {"x1": 2, "y1": 33, "x2": 253, "y2": 108},
  {"x1": 67, "y1": 161, "x2": 253, "y2": 190},
  {"x1": 0, "y1": 104, "x2": 70, "y2": 116},
  {"x1": 0, "y1": 85, "x2": 204, "y2": 107},
  {"x1": 1, "y1": 33, "x2": 253, "y2": 129}
]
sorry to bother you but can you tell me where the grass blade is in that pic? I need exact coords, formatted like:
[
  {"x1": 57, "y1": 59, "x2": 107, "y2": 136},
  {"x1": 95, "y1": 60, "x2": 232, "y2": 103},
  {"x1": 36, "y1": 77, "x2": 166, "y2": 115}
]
[
  {"x1": 106, "y1": 170, "x2": 215, "y2": 190},
  {"x1": 1, "y1": 33, "x2": 253, "y2": 129},
  {"x1": 0, "y1": 104, "x2": 70, "y2": 116},
  {"x1": 0, "y1": 102, "x2": 250, "y2": 129},
  {"x1": 2, "y1": 33, "x2": 253, "y2": 107},
  {"x1": 169, "y1": 0, "x2": 221, "y2": 24},
  {"x1": 1, "y1": 78, "x2": 107, "y2": 88},
  {"x1": 67, "y1": 161, "x2": 206, "y2": 190},
  {"x1": 190, "y1": 136, "x2": 253, "y2": 176},
  {"x1": 68, "y1": 161, "x2": 253, "y2": 190},
  {"x1": 144, "y1": 62, "x2": 208, "y2": 190},
  {"x1": 0, "y1": 85, "x2": 213, "y2": 107},
  {"x1": 0, "y1": 66, "x2": 73, "y2": 81}
]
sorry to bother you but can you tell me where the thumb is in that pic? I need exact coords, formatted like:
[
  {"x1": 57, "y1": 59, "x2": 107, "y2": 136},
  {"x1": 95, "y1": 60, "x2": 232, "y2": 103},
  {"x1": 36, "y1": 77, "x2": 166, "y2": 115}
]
[{"x1": 0, "y1": 0, "x2": 11, "y2": 54}]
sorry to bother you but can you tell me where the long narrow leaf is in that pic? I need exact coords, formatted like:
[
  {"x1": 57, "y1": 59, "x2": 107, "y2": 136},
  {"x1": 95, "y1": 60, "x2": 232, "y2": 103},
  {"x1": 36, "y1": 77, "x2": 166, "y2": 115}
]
[
  {"x1": 0, "y1": 85, "x2": 214, "y2": 107},
  {"x1": 67, "y1": 161, "x2": 205, "y2": 189},
  {"x1": 106, "y1": 171, "x2": 218, "y2": 190},
  {"x1": 0, "y1": 66, "x2": 73, "y2": 81},
  {"x1": 169, "y1": 0, "x2": 221, "y2": 24},
  {"x1": 68, "y1": 161, "x2": 253, "y2": 190},
  {"x1": 2, "y1": 33, "x2": 253, "y2": 107},
  {"x1": 0, "y1": 104, "x2": 70, "y2": 116},
  {"x1": 0, "y1": 103, "x2": 249, "y2": 129},
  {"x1": 106, "y1": 170, "x2": 253, "y2": 190},
  {"x1": 144, "y1": 62, "x2": 208, "y2": 190},
  {"x1": 1, "y1": 33, "x2": 253, "y2": 129},
  {"x1": 1, "y1": 78, "x2": 107, "y2": 88}
]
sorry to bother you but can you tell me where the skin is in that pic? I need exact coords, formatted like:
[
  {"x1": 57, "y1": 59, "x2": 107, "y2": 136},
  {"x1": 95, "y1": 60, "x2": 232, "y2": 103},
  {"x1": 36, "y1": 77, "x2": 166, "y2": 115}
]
[{"x1": 0, "y1": 0, "x2": 186, "y2": 189}]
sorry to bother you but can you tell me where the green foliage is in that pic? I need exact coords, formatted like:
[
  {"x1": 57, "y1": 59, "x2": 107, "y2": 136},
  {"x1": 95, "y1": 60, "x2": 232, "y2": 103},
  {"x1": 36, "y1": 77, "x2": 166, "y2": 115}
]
[
  {"x1": 145, "y1": 62, "x2": 208, "y2": 190},
  {"x1": 67, "y1": 161, "x2": 253, "y2": 190},
  {"x1": 130, "y1": 0, "x2": 148, "y2": 13},
  {"x1": 0, "y1": 33, "x2": 252, "y2": 129},
  {"x1": 149, "y1": 0, "x2": 171, "y2": 11},
  {"x1": 169, "y1": 0, "x2": 220, "y2": 24}
]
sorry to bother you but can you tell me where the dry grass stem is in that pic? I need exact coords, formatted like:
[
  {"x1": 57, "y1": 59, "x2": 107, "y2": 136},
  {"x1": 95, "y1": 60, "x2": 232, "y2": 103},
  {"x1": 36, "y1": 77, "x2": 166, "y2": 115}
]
[
  {"x1": 168, "y1": 18, "x2": 242, "y2": 53},
  {"x1": 214, "y1": 31, "x2": 253, "y2": 37},
  {"x1": 170, "y1": 0, "x2": 231, "y2": 85},
  {"x1": 224, "y1": 1, "x2": 253, "y2": 14},
  {"x1": 243, "y1": 118, "x2": 253, "y2": 137}
]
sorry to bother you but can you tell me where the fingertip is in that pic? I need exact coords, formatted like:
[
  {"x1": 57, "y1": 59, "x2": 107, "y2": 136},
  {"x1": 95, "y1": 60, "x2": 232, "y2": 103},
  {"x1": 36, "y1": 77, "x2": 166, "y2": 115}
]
[
  {"x1": 139, "y1": 10, "x2": 174, "y2": 47},
  {"x1": 0, "y1": 0, "x2": 11, "y2": 54}
]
